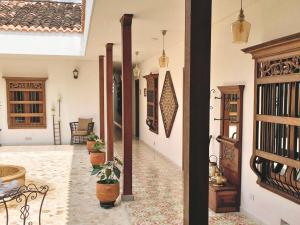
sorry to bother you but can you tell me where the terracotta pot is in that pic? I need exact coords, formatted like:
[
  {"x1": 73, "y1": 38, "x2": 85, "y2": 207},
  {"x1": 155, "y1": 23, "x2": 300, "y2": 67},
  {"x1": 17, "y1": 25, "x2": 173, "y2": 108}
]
[
  {"x1": 86, "y1": 140, "x2": 96, "y2": 152},
  {"x1": 96, "y1": 182, "x2": 120, "y2": 208},
  {"x1": 90, "y1": 152, "x2": 106, "y2": 166}
]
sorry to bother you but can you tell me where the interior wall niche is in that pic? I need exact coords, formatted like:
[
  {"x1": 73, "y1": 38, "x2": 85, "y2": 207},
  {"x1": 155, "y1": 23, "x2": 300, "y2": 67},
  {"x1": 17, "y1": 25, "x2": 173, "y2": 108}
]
[
  {"x1": 243, "y1": 33, "x2": 300, "y2": 204},
  {"x1": 143, "y1": 73, "x2": 159, "y2": 134}
]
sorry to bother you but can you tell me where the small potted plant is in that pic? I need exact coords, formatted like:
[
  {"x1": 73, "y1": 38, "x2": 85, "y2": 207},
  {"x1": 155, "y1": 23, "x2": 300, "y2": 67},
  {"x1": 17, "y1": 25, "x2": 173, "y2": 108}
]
[
  {"x1": 91, "y1": 157, "x2": 123, "y2": 209},
  {"x1": 90, "y1": 139, "x2": 106, "y2": 166},
  {"x1": 86, "y1": 133, "x2": 99, "y2": 152}
]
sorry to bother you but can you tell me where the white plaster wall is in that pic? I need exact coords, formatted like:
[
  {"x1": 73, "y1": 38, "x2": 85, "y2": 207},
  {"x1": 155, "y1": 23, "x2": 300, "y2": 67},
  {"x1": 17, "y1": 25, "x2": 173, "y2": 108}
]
[
  {"x1": 0, "y1": 57, "x2": 99, "y2": 145},
  {"x1": 139, "y1": 41, "x2": 184, "y2": 168},
  {"x1": 210, "y1": 0, "x2": 300, "y2": 224},
  {"x1": 0, "y1": 32, "x2": 82, "y2": 56}
]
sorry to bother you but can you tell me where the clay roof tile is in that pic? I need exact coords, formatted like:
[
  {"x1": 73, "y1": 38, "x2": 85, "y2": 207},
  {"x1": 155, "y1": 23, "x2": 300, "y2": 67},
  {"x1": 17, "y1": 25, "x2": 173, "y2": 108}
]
[{"x1": 0, "y1": 0, "x2": 85, "y2": 33}]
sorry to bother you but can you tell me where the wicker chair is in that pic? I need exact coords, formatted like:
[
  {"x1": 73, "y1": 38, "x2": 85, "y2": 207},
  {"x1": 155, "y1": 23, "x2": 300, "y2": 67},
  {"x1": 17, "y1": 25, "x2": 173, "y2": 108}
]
[{"x1": 69, "y1": 121, "x2": 94, "y2": 144}]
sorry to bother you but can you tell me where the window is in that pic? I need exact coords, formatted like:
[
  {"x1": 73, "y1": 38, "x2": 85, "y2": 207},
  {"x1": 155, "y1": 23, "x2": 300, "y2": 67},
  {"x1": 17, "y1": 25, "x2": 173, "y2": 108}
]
[
  {"x1": 4, "y1": 77, "x2": 47, "y2": 129},
  {"x1": 243, "y1": 33, "x2": 300, "y2": 204}
]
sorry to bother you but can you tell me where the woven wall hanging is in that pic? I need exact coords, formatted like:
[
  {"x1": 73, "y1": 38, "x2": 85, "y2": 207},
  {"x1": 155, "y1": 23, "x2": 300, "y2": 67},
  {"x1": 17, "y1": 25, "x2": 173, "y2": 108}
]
[{"x1": 159, "y1": 71, "x2": 179, "y2": 137}]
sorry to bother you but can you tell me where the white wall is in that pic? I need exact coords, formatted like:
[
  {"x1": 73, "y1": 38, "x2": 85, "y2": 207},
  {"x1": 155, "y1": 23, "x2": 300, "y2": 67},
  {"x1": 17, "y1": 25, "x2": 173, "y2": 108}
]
[
  {"x1": 210, "y1": 0, "x2": 300, "y2": 224},
  {"x1": 0, "y1": 32, "x2": 83, "y2": 56},
  {"x1": 139, "y1": 42, "x2": 184, "y2": 168},
  {"x1": 0, "y1": 57, "x2": 99, "y2": 145}
]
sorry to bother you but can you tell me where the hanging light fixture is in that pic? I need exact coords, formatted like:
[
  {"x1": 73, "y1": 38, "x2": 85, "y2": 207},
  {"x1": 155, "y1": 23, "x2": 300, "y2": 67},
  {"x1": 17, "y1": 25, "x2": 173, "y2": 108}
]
[
  {"x1": 133, "y1": 51, "x2": 141, "y2": 79},
  {"x1": 231, "y1": 0, "x2": 251, "y2": 43},
  {"x1": 159, "y1": 30, "x2": 169, "y2": 68}
]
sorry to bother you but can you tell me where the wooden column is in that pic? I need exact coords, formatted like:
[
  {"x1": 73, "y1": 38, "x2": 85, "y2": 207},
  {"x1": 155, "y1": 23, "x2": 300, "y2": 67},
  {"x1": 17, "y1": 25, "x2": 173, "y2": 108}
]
[
  {"x1": 120, "y1": 14, "x2": 134, "y2": 201},
  {"x1": 99, "y1": 55, "x2": 105, "y2": 140},
  {"x1": 106, "y1": 43, "x2": 114, "y2": 161},
  {"x1": 183, "y1": 0, "x2": 211, "y2": 224}
]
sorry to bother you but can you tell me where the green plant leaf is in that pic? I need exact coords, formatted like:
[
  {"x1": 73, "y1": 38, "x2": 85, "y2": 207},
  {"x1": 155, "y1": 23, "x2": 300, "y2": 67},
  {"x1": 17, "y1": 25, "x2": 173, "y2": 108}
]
[
  {"x1": 114, "y1": 156, "x2": 123, "y2": 166},
  {"x1": 105, "y1": 168, "x2": 112, "y2": 178},
  {"x1": 91, "y1": 168, "x2": 100, "y2": 176},
  {"x1": 113, "y1": 166, "x2": 121, "y2": 179},
  {"x1": 92, "y1": 138, "x2": 106, "y2": 151},
  {"x1": 93, "y1": 165, "x2": 103, "y2": 170},
  {"x1": 87, "y1": 133, "x2": 99, "y2": 141}
]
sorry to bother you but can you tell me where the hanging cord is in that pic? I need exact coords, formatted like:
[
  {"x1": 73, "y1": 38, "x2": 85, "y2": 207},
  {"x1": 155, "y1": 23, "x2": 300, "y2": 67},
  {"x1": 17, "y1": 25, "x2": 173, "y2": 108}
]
[{"x1": 163, "y1": 32, "x2": 165, "y2": 51}]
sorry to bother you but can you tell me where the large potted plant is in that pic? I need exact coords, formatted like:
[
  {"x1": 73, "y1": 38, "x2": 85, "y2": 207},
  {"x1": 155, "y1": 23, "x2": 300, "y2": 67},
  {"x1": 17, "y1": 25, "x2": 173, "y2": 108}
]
[
  {"x1": 86, "y1": 133, "x2": 99, "y2": 152},
  {"x1": 90, "y1": 139, "x2": 106, "y2": 166},
  {"x1": 91, "y1": 157, "x2": 123, "y2": 209}
]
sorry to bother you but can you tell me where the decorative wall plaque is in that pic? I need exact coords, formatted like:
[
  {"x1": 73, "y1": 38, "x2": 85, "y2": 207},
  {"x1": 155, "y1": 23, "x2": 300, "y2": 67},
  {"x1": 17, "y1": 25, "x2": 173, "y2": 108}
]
[{"x1": 159, "y1": 71, "x2": 178, "y2": 137}]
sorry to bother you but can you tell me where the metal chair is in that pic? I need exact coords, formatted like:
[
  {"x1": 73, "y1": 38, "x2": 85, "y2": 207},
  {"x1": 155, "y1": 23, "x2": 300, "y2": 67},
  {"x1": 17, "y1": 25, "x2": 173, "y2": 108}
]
[{"x1": 69, "y1": 122, "x2": 94, "y2": 144}]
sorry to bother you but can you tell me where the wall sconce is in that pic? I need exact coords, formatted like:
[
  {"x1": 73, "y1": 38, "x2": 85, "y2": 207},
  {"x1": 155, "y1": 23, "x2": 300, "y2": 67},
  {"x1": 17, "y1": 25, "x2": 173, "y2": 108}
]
[{"x1": 73, "y1": 69, "x2": 79, "y2": 79}]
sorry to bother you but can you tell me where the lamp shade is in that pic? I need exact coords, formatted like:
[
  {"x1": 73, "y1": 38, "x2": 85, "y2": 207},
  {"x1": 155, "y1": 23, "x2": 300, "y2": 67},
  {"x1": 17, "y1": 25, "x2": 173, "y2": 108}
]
[
  {"x1": 231, "y1": 9, "x2": 251, "y2": 43},
  {"x1": 159, "y1": 50, "x2": 169, "y2": 68},
  {"x1": 133, "y1": 64, "x2": 141, "y2": 79}
]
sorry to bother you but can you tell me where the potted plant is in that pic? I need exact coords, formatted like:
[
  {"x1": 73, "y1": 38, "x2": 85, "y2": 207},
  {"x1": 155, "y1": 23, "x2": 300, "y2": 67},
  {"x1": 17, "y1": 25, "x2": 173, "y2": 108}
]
[
  {"x1": 86, "y1": 133, "x2": 99, "y2": 152},
  {"x1": 90, "y1": 139, "x2": 106, "y2": 166},
  {"x1": 91, "y1": 157, "x2": 123, "y2": 209}
]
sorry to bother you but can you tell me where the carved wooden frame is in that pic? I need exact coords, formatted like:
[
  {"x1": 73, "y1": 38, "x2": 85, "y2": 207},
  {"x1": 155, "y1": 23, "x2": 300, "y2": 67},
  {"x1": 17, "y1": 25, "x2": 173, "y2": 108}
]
[{"x1": 4, "y1": 77, "x2": 47, "y2": 129}]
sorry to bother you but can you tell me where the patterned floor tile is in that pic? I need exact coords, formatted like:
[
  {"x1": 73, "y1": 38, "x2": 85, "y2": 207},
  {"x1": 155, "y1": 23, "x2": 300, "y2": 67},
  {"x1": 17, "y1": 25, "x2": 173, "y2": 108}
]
[{"x1": 0, "y1": 141, "x2": 259, "y2": 225}]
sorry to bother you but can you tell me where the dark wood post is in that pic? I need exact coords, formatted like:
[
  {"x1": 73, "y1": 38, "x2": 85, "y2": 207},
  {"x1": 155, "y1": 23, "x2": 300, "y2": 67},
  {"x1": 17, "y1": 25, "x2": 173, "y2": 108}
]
[
  {"x1": 106, "y1": 43, "x2": 114, "y2": 161},
  {"x1": 120, "y1": 14, "x2": 134, "y2": 201},
  {"x1": 183, "y1": 0, "x2": 211, "y2": 224},
  {"x1": 99, "y1": 55, "x2": 105, "y2": 140}
]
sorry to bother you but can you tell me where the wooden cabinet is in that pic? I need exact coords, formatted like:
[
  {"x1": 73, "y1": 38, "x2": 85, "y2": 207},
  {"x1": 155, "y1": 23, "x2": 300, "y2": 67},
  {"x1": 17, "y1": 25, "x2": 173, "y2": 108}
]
[
  {"x1": 209, "y1": 184, "x2": 238, "y2": 213},
  {"x1": 209, "y1": 85, "x2": 244, "y2": 213}
]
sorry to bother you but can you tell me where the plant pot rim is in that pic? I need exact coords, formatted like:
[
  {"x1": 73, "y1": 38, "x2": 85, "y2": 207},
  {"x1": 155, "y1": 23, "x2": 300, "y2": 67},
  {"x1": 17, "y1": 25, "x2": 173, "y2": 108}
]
[
  {"x1": 90, "y1": 150, "x2": 105, "y2": 154},
  {"x1": 97, "y1": 181, "x2": 119, "y2": 185}
]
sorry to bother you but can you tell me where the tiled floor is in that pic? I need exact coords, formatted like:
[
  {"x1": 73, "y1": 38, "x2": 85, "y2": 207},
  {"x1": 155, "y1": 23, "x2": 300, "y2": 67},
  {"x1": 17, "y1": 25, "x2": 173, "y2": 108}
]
[{"x1": 0, "y1": 141, "x2": 259, "y2": 225}]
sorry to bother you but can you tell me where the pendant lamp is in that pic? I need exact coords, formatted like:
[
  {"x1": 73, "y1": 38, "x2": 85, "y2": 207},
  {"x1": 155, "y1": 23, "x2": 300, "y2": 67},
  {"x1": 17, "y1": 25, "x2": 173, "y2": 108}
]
[
  {"x1": 231, "y1": 0, "x2": 251, "y2": 43},
  {"x1": 133, "y1": 51, "x2": 141, "y2": 79},
  {"x1": 159, "y1": 30, "x2": 169, "y2": 68}
]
